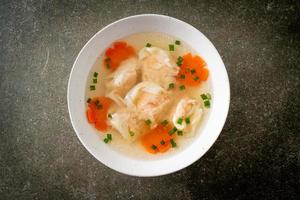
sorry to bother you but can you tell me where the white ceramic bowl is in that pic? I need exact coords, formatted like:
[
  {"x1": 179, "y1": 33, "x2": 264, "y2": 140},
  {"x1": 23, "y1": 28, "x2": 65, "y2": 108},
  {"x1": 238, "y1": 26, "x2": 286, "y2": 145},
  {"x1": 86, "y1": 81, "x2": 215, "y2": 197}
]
[{"x1": 68, "y1": 14, "x2": 230, "y2": 177}]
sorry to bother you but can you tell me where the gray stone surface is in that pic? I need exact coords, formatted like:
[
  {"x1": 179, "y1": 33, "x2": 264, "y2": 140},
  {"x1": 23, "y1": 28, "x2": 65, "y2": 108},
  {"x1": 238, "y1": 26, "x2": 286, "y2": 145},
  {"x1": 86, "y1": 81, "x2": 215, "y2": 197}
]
[{"x1": 0, "y1": 0, "x2": 299, "y2": 199}]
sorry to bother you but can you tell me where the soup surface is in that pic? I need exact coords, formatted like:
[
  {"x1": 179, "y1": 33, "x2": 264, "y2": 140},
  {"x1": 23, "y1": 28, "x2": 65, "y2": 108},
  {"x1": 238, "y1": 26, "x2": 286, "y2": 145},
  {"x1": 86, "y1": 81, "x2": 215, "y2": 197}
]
[{"x1": 85, "y1": 32, "x2": 212, "y2": 159}]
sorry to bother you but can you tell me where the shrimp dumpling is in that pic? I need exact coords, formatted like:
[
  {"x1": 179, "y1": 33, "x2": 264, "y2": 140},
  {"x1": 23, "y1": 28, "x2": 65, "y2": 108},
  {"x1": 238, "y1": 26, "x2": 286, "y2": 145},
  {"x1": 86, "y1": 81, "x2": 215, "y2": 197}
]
[
  {"x1": 105, "y1": 57, "x2": 138, "y2": 97},
  {"x1": 172, "y1": 97, "x2": 203, "y2": 135},
  {"x1": 124, "y1": 81, "x2": 171, "y2": 126},
  {"x1": 109, "y1": 108, "x2": 148, "y2": 142},
  {"x1": 138, "y1": 47, "x2": 179, "y2": 89}
]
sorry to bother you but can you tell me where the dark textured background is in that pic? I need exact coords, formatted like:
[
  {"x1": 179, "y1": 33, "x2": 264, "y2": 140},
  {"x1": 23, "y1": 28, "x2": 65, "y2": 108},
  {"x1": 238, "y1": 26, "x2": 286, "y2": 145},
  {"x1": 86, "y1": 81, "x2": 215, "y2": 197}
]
[{"x1": 0, "y1": 0, "x2": 299, "y2": 199}]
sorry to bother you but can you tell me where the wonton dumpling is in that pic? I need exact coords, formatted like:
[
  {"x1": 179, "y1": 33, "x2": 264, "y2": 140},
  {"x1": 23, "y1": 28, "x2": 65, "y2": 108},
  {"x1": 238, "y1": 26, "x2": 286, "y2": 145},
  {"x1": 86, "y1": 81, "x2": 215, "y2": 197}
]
[
  {"x1": 172, "y1": 97, "x2": 203, "y2": 135},
  {"x1": 105, "y1": 57, "x2": 138, "y2": 97},
  {"x1": 138, "y1": 47, "x2": 179, "y2": 89},
  {"x1": 109, "y1": 108, "x2": 148, "y2": 142},
  {"x1": 124, "y1": 81, "x2": 171, "y2": 126}
]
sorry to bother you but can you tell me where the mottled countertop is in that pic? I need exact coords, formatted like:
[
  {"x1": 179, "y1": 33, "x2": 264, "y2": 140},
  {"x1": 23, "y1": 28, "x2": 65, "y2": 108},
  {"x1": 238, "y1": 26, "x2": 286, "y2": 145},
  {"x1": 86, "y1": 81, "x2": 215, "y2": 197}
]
[{"x1": 0, "y1": 0, "x2": 299, "y2": 199}]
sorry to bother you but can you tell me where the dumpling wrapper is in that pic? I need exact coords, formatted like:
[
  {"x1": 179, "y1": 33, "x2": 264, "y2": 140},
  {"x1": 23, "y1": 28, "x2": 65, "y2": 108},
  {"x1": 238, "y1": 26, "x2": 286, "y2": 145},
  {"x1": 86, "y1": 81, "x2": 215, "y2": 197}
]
[
  {"x1": 172, "y1": 97, "x2": 203, "y2": 136},
  {"x1": 124, "y1": 81, "x2": 171, "y2": 127},
  {"x1": 109, "y1": 108, "x2": 149, "y2": 142},
  {"x1": 105, "y1": 57, "x2": 138, "y2": 97},
  {"x1": 138, "y1": 47, "x2": 179, "y2": 89}
]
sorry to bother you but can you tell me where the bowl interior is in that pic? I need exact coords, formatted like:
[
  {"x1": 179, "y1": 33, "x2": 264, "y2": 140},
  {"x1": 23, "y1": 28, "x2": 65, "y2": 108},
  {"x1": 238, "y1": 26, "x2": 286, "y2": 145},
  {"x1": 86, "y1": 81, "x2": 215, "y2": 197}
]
[{"x1": 68, "y1": 14, "x2": 230, "y2": 176}]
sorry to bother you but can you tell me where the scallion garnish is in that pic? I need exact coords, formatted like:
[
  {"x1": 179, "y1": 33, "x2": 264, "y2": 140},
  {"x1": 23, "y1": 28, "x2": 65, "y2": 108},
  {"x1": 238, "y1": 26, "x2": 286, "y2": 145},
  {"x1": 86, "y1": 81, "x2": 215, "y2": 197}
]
[
  {"x1": 95, "y1": 99, "x2": 99, "y2": 105},
  {"x1": 179, "y1": 85, "x2": 185, "y2": 91},
  {"x1": 168, "y1": 127, "x2": 177, "y2": 135},
  {"x1": 93, "y1": 79, "x2": 97, "y2": 84},
  {"x1": 168, "y1": 83, "x2": 175, "y2": 90},
  {"x1": 169, "y1": 44, "x2": 175, "y2": 51},
  {"x1": 201, "y1": 93, "x2": 211, "y2": 108},
  {"x1": 103, "y1": 138, "x2": 109, "y2": 143},
  {"x1": 204, "y1": 100, "x2": 211, "y2": 108},
  {"x1": 200, "y1": 94, "x2": 208, "y2": 100},
  {"x1": 161, "y1": 120, "x2": 168, "y2": 126},
  {"x1": 90, "y1": 85, "x2": 96, "y2": 90},
  {"x1": 103, "y1": 134, "x2": 112, "y2": 143},
  {"x1": 177, "y1": 56, "x2": 183, "y2": 66},
  {"x1": 191, "y1": 69, "x2": 196, "y2": 74},
  {"x1": 93, "y1": 72, "x2": 98, "y2": 77},
  {"x1": 180, "y1": 74, "x2": 185, "y2": 79},
  {"x1": 97, "y1": 104, "x2": 103, "y2": 109},
  {"x1": 175, "y1": 40, "x2": 181, "y2": 45},
  {"x1": 108, "y1": 113, "x2": 112, "y2": 119},
  {"x1": 151, "y1": 145, "x2": 157, "y2": 150},
  {"x1": 160, "y1": 140, "x2": 165, "y2": 145},
  {"x1": 177, "y1": 117, "x2": 183, "y2": 125},
  {"x1": 146, "y1": 43, "x2": 152, "y2": 47},
  {"x1": 185, "y1": 117, "x2": 190, "y2": 124},
  {"x1": 177, "y1": 130, "x2": 183, "y2": 136},
  {"x1": 129, "y1": 131, "x2": 135, "y2": 136},
  {"x1": 170, "y1": 139, "x2": 177, "y2": 147},
  {"x1": 87, "y1": 98, "x2": 91, "y2": 103},
  {"x1": 194, "y1": 76, "x2": 199, "y2": 81},
  {"x1": 145, "y1": 119, "x2": 152, "y2": 126}
]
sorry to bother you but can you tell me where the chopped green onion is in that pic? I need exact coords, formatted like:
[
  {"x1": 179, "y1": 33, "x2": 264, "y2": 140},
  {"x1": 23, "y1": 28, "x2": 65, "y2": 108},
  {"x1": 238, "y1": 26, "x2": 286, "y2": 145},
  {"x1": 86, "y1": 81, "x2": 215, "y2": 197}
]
[
  {"x1": 175, "y1": 40, "x2": 181, "y2": 45},
  {"x1": 160, "y1": 140, "x2": 165, "y2": 145},
  {"x1": 180, "y1": 74, "x2": 185, "y2": 79},
  {"x1": 200, "y1": 94, "x2": 208, "y2": 100},
  {"x1": 161, "y1": 120, "x2": 168, "y2": 126},
  {"x1": 169, "y1": 44, "x2": 175, "y2": 51},
  {"x1": 151, "y1": 145, "x2": 157, "y2": 150},
  {"x1": 107, "y1": 134, "x2": 112, "y2": 140},
  {"x1": 204, "y1": 100, "x2": 211, "y2": 108},
  {"x1": 93, "y1": 72, "x2": 98, "y2": 77},
  {"x1": 93, "y1": 79, "x2": 97, "y2": 84},
  {"x1": 145, "y1": 119, "x2": 152, "y2": 126},
  {"x1": 97, "y1": 104, "x2": 103, "y2": 109},
  {"x1": 87, "y1": 98, "x2": 91, "y2": 103},
  {"x1": 168, "y1": 83, "x2": 175, "y2": 89},
  {"x1": 168, "y1": 127, "x2": 177, "y2": 135},
  {"x1": 194, "y1": 76, "x2": 199, "y2": 81},
  {"x1": 95, "y1": 99, "x2": 99, "y2": 105},
  {"x1": 106, "y1": 63, "x2": 110, "y2": 69},
  {"x1": 177, "y1": 56, "x2": 183, "y2": 66},
  {"x1": 177, "y1": 130, "x2": 183, "y2": 136},
  {"x1": 129, "y1": 131, "x2": 135, "y2": 137},
  {"x1": 191, "y1": 69, "x2": 196, "y2": 74},
  {"x1": 185, "y1": 117, "x2": 191, "y2": 124},
  {"x1": 108, "y1": 113, "x2": 112, "y2": 119},
  {"x1": 103, "y1": 134, "x2": 112, "y2": 143},
  {"x1": 179, "y1": 85, "x2": 185, "y2": 91},
  {"x1": 103, "y1": 138, "x2": 109, "y2": 143},
  {"x1": 146, "y1": 43, "x2": 152, "y2": 47},
  {"x1": 170, "y1": 139, "x2": 177, "y2": 147},
  {"x1": 90, "y1": 85, "x2": 96, "y2": 90},
  {"x1": 177, "y1": 117, "x2": 183, "y2": 125}
]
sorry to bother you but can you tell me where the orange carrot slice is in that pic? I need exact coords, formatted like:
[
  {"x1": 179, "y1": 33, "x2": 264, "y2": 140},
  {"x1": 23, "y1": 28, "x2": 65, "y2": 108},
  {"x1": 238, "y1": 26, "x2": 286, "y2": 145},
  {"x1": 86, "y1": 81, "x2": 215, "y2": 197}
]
[
  {"x1": 199, "y1": 68, "x2": 209, "y2": 81},
  {"x1": 176, "y1": 53, "x2": 209, "y2": 86},
  {"x1": 104, "y1": 41, "x2": 135, "y2": 71},
  {"x1": 86, "y1": 96, "x2": 112, "y2": 132},
  {"x1": 141, "y1": 125, "x2": 175, "y2": 154}
]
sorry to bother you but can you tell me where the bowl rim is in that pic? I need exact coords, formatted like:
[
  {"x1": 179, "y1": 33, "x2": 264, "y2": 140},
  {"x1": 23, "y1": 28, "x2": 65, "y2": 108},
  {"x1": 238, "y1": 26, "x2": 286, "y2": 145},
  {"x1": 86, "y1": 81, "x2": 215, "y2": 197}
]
[{"x1": 67, "y1": 14, "x2": 230, "y2": 177}]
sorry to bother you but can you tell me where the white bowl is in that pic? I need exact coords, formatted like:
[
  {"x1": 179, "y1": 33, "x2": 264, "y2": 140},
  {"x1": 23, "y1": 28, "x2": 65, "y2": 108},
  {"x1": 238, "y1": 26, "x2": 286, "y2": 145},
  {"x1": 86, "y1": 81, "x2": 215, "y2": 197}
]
[{"x1": 68, "y1": 14, "x2": 230, "y2": 177}]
